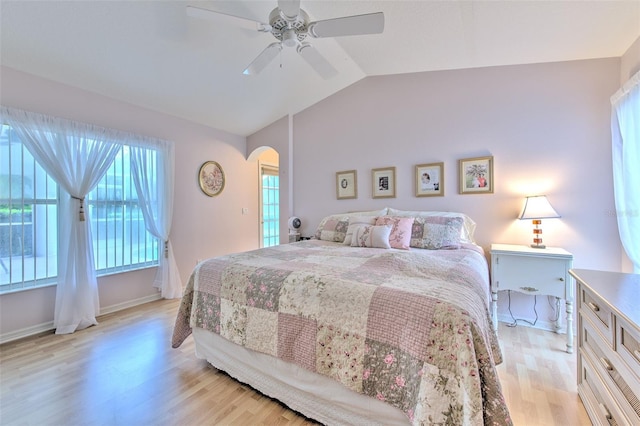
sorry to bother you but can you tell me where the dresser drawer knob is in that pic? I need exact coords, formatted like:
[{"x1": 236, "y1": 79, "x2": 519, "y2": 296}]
[
  {"x1": 588, "y1": 302, "x2": 600, "y2": 312},
  {"x1": 600, "y1": 357, "x2": 614, "y2": 372},
  {"x1": 598, "y1": 403, "x2": 613, "y2": 422},
  {"x1": 559, "y1": 277, "x2": 564, "y2": 282},
  {"x1": 520, "y1": 286, "x2": 539, "y2": 292}
]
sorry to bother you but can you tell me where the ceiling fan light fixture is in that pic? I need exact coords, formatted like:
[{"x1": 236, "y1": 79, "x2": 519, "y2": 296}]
[{"x1": 282, "y1": 29, "x2": 298, "y2": 47}]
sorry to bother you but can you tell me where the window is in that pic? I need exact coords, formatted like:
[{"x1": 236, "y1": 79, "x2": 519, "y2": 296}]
[
  {"x1": 260, "y1": 165, "x2": 279, "y2": 247},
  {"x1": 87, "y1": 146, "x2": 159, "y2": 273},
  {"x1": 0, "y1": 124, "x2": 159, "y2": 293}
]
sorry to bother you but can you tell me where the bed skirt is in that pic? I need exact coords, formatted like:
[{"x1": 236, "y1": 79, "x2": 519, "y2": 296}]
[{"x1": 193, "y1": 327, "x2": 409, "y2": 425}]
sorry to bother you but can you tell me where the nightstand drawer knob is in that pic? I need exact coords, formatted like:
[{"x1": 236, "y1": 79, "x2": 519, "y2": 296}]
[
  {"x1": 587, "y1": 302, "x2": 600, "y2": 312},
  {"x1": 520, "y1": 286, "x2": 539, "y2": 292},
  {"x1": 558, "y1": 277, "x2": 564, "y2": 282}
]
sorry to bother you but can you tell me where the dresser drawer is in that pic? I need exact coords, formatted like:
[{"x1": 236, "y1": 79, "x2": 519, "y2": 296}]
[
  {"x1": 494, "y1": 255, "x2": 567, "y2": 297},
  {"x1": 579, "y1": 350, "x2": 629, "y2": 426},
  {"x1": 617, "y1": 316, "x2": 640, "y2": 393},
  {"x1": 582, "y1": 316, "x2": 640, "y2": 425},
  {"x1": 580, "y1": 286, "x2": 615, "y2": 347}
]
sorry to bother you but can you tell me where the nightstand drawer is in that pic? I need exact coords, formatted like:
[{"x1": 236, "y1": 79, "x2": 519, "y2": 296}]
[
  {"x1": 494, "y1": 255, "x2": 567, "y2": 297},
  {"x1": 580, "y1": 286, "x2": 615, "y2": 347}
]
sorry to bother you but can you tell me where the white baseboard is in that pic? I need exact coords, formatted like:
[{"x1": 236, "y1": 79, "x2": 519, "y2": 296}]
[
  {"x1": 497, "y1": 313, "x2": 563, "y2": 333},
  {"x1": 99, "y1": 293, "x2": 162, "y2": 316},
  {"x1": 0, "y1": 321, "x2": 55, "y2": 345},
  {"x1": 0, "y1": 293, "x2": 163, "y2": 345}
]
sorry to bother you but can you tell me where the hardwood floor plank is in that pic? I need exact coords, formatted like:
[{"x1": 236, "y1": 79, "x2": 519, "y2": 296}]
[{"x1": 1, "y1": 298, "x2": 590, "y2": 425}]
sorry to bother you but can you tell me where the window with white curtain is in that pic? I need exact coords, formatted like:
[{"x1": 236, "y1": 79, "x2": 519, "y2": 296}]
[
  {"x1": 611, "y1": 71, "x2": 640, "y2": 272},
  {"x1": 0, "y1": 124, "x2": 159, "y2": 293}
]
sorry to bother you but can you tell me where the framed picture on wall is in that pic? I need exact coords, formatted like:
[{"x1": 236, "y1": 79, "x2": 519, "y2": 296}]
[
  {"x1": 415, "y1": 162, "x2": 444, "y2": 197},
  {"x1": 336, "y1": 170, "x2": 357, "y2": 200},
  {"x1": 372, "y1": 167, "x2": 396, "y2": 199},
  {"x1": 198, "y1": 161, "x2": 225, "y2": 197},
  {"x1": 459, "y1": 156, "x2": 494, "y2": 194}
]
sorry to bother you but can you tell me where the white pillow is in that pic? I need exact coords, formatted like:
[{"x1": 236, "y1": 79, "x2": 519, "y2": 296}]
[
  {"x1": 386, "y1": 208, "x2": 476, "y2": 243},
  {"x1": 348, "y1": 208, "x2": 388, "y2": 216},
  {"x1": 350, "y1": 225, "x2": 392, "y2": 249}
]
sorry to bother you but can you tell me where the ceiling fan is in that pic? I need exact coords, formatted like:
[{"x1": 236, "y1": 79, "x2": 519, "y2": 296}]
[{"x1": 187, "y1": 0, "x2": 384, "y2": 79}]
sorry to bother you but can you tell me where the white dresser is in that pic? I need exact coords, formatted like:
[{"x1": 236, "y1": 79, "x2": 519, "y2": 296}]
[
  {"x1": 490, "y1": 243, "x2": 574, "y2": 353},
  {"x1": 570, "y1": 269, "x2": 640, "y2": 426}
]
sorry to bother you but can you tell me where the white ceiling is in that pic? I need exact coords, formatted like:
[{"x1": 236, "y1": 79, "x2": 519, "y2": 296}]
[{"x1": 1, "y1": 1, "x2": 639, "y2": 136}]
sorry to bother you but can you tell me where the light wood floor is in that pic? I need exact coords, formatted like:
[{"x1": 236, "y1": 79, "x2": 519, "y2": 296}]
[{"x1": 0, "y1": 299, "x2": 590, "y2": 426}]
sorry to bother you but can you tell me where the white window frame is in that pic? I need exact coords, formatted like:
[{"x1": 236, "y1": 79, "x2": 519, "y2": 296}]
[{"x1": 0, "y1": 125, "x2": 159, "y2": 294}]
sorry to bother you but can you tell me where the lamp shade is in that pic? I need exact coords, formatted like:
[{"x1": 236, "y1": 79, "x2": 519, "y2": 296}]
[{"x1": 519, "y1": 195, "x2": 561, "y2": 220}]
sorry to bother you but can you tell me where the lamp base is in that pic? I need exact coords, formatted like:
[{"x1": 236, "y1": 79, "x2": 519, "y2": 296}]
[{"x1": 530, "y1": 243, "x2": 546, "y2": 249}]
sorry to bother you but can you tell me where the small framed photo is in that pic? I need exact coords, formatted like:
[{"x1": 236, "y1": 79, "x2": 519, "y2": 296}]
[
  {"x1": 372, "y1": 167, "x2": 396, "y2": 199},
  {"x1": 459, "y1": 156, "x2": 494, "y2": 194},
  {"x1": 336, "y1": 170, "x2": 357, "y2": 200},
  {"x1": 415, "y1": 162, "x2": 444, "y2": 197}
]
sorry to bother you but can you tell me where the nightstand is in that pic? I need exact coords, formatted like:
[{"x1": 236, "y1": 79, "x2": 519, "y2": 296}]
[{"x1": 490, "y1": 243, "x2": 574, "y2": 353}]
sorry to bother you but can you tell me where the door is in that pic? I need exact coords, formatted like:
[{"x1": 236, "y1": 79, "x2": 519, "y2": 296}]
[{"x1": 260, "y1": 164, "x2": 279, "y2": 247}]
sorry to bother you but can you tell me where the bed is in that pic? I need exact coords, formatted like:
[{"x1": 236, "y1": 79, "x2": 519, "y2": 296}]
[{"x1": 172, "y1": 209, "x2": 512, "y2": 425}]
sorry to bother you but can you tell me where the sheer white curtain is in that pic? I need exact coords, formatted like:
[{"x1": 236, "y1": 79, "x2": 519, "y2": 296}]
[
  {"x1": 611, "y1": 70, "x2": 640, "y2": 273},
  {"x1": 1, "y1": 106, "x2": 122, "y2": 334},
  {"x1": 130, "y1": 139, "x2": 182, "y2": 299}
]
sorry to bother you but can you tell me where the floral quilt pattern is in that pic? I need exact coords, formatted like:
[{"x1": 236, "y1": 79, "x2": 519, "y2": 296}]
[{"x1": 172, "y1": 240, "x2": 512, "y2": 425}]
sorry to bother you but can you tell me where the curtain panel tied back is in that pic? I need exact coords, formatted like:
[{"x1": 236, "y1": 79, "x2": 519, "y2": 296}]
[
  {"x1": 1, "y1": 106, "x2": 183, "y2": 335},
  {"x1": 1, "y1": 106, "x2": 122, "y2": 334},
  {"x1": 130, "y1": 141, "x2": 182, "y2": 299}
]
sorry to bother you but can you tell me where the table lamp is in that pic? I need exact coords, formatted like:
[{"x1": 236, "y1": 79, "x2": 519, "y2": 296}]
[{"x1": 519, "y1": 195, "x2": 560, "y2": 249}]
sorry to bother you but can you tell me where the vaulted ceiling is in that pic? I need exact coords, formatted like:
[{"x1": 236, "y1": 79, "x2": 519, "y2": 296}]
[{"x1": 1, "y1": 1, "x2": 638, "y2": 136}]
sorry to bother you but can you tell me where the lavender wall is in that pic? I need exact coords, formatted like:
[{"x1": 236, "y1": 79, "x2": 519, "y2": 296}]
[
  {"x1": 621, "y1": 36, "x2": 640, "y2": 83},
  {"x1": 0, "y1": 66, "x2": 260, "y2": 339},
  {"x1": 289, "y1": 58, "x2": 622, "y2": 327}
]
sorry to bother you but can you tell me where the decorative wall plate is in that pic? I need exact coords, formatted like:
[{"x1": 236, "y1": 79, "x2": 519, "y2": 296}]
[{"x1": 198, "y1": 161, "x2": 225, "y2": 197}]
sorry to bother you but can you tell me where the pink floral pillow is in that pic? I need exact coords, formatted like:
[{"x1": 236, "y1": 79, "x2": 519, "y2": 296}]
[{"x1": 374, "y1": 216, "x2": 413, "y2": 250}]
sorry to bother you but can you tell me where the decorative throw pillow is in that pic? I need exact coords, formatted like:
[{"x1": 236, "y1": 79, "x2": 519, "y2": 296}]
[
  {"x1": 350, "y1": 225, "x2": 392, "y2": 249},
  {"x1": 343, "y1": 216, "x2": 378, "y2": 245},
  {"x1": 387, "y1": 208, "x2": 476, "y2": 243},
  {"x1": 314, "y1": 214, "x2": 350, "y2": 242},
  {"x1": 410, "y1": 216, "x2": 464, "y2": 249},
  {"x1": 375, "y1": 216, "x2": 414, "y2": 250}
]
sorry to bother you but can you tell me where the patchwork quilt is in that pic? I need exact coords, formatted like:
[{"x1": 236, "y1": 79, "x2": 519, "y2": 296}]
[{"x1": 172, "y1": 240, "x2": 512, "y2": 425}]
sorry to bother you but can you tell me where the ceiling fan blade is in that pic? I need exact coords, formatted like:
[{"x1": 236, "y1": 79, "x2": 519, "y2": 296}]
[
  {"x1": 296, "y1": 43, "x2": 338, "y2": 80},
  {"x1": 186, "y1": 5, "x2": 271, "y2": 32},
  {"x1": 278, "y1": 0, "x2": 301, "y2": 20},
  {"x1": 243, "y1": 43, "x2": 282, "y2": 75},
  {"x1": 308, "y1": 12, "x2": 384, "y2": 38}
]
